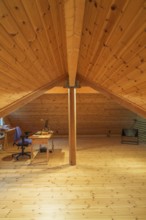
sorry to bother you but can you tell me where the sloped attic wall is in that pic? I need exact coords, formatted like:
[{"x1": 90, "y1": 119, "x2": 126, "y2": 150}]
[
  {"x1": 7, "y1": 91, "x2": 136, "y2": 136},
  {"x1": 76, "y1": 93, "x2": 136, "y2": 135}
]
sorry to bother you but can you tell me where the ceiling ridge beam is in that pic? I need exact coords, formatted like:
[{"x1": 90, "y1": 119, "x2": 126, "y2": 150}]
[
  {"x1": 0, "y1": 75, "x2": 67, "y2": 117},
  {"x1": 64, "y1": 0, "x2": 85, "y2": 86},
  {"x1": 77, "y1": 74, "x2": 146, "y2": 118}
]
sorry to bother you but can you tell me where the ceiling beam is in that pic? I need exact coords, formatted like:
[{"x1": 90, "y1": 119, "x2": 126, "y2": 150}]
[
  {"x1": 64, "y1": 0, "x2": 85, "y2": 87},
  {"x1": 0, "y1": 75, "x2": 67, "y2": 117},
  {"x1": 78, "y1": 74, "x2": 146, "y2": 118}
]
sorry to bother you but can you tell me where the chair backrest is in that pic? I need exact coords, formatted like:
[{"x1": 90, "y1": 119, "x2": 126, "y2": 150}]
[{"x1": 14, "y1": 126, "x2": 22, "y2": 142}]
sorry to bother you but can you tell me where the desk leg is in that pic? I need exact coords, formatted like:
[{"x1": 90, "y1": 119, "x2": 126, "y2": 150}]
[
  {"x1": 49, "y1": 138, "x2": 54, "y2": 153},
  {"x1": 3, "y1": 133, "x2": 8, "y2": 150},
  {"x1": 31, "y1": 144, "x2": 33, "y2": 162},
  {"x1": 52, "y1": 138, "x2": 54, "y2": 151},
  {"x1": 47, "y1": 146, "x2": 49, "y2": 162}
]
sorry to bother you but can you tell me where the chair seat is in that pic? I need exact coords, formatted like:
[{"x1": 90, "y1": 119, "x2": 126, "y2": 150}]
[{"x1": 17, "y1": 138, "x2": 32, "y2": 146}]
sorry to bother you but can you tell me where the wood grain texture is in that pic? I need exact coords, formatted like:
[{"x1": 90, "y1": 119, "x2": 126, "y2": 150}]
[
  {"x1": 0, "y1": 0, "x2": 146, "y2": 118},
  {"x1": 0, "y1": 75, "x2": 66, "y2": 118},
  {"x1": 64, "y1": 0, "x2": 85, "y2": 86},
  {"x1": 0, "y1": 0, "x2": 67, "y2": 115},
  {"x1": 77, "y1": 0, "x2": 146, "y2": 116},
  {"x1": 68, "y1": 88, "x2": 76, "y2": 165},
  {"x1": 0, "y1": 136, "x2": 146, "y2": 219},
  {"x1": 78, "y1": 75, "x2": 146, "y2": 118},
  {"x1": 7, "y1": 92, "x2": 136, "y2": 135}
]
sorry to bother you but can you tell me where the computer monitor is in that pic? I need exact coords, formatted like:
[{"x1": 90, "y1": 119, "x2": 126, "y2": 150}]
[
  {"x1": 44, "y1": 120, "x2": 49, "y2": 130},
  {"x1": 40, "y1": 119, "x2": 50, "y2": 131}
]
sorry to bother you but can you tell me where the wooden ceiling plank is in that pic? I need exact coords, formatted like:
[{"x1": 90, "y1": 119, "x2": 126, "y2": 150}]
[
  {"x1": 106, "y1": 57, "x2": 146, "y2": 91},
  {"x1": 15, "y1": 0, "x2": 56, "y2": 80},
  {"x1": 36, "y1": 0, "x2": 67, "y2": 75},
  {"x1": 100, "y1": 29, "x2": 146, "y2": 86},
  {"x1": 78, "y1": 74, "x2": 146, "y2": 118},
  {"x1": 0, "y1": 74, "x2": 67, "y2": 117},
  {"x1": 77, "y1": 0, "x2": 94, "y2": 63},
  {"x1": 78, "y1": 0, "x2": 145, "y2": 82},
  {"x1": 103, "y1": 0, "x2": 145, "y2": 50},
  {"x1": 102, "y1": 47, "x2": 146, "y2": 89},
  {"x1": 81, "y1": 0, "x2": 128, "y2": 78},
  {"x1": 0, "y1": 69, "x2": 32, "y2": 92},
  {"x1": 0, "y1": 0, "x2": 145, "y2": 118},
  {"x1": 36, "y1": 0, "x2": 65, "y2": 76},
  {"x1": 6, "y1": 0, "x2": 58, "y2": 82},
  {"x1": 64, "y1": 0, "x2": 85, "y2": 86},
  {"x1": 0, "y1": 46, "x2": 37, "y2": 88},
  {"x1": 123, "y1": 86, "x2": 142, "y2": 100},
  {"x1": 86, "y1": 0, "x2": 144, "y2": 80},
  {"x1": 78, "y1": 0, "x2": 114, "y2": 75},
  {"x1": 21, "y1": 0, "x2": 62, "y2": 78},
  {"x1": 0, "y1": 57, "x2": 37, "y2": 89},
  {"x1": 0, "y1": 1, "x2": 44, "y2": 84},
  {"x1": 95, "y1": 11, "x2": 146, "y2": 84},
  {"x1": 0, "y1": 92, "x2": 30, "y2": 110},
  {"x1": 51, "y1": 0, "x2": 67, "y2": 74},
  {"x1": 0, "y1": 50, "x2": 50, "y2": 92},
  {"x1": 0, "y1": 32, "x2": 48, "y2": 88},
  {"x1": 0, "y1": 27, "x2": 26, "y2": 63},
  {"x1": 0, "y1": 0, "x2": 52, "y2": 84},
  {"x1": 125, "y1": 81, "x2": 146, "y2": 95},
  {"x1": 4, "y1": 0, "x2": 36, "y2": 44},
  {"x1": 81, "y1": 1, "x2": 146, "y2": 111},
  {"x1": 56, "y1": 0, "x2": 68, "y2": 74}
]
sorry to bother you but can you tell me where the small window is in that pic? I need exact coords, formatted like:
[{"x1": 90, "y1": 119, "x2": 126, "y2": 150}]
[{"x1": 0, "y1": 118, "x2": 4, "y2": 126}]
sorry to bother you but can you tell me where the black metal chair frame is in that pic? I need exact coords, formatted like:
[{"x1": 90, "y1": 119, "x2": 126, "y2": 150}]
[{"x1": 12, "y1": 135, "x2": 31, "y2": 160}]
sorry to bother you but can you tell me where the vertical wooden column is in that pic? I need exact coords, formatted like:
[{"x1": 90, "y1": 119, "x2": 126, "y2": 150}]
[{"x1": 68, "y1": 87, "x2": 76, "y2": 165}]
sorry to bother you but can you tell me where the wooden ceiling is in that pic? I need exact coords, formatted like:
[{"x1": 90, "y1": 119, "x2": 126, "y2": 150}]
[{"x1": 0, "y1": 0, "x2": 146, "y2": 117}]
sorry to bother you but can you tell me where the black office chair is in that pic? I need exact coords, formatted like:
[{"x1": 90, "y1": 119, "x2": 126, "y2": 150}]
[{"x1": 12, "y1": 126, "x2": 32, "y2": 160}]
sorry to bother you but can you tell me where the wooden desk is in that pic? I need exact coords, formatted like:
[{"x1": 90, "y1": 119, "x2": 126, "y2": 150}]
[
  {"x1": 0, "y1": 128, "x2": 15, "y2": 150},
  {"x1": 30, "y1": 133, "x2": 53, "y2": 162}
]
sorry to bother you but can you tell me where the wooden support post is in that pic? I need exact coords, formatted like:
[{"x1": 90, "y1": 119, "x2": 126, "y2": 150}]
[{"x1": 68, "y1": 88, "x2": 76, "y2": 165}]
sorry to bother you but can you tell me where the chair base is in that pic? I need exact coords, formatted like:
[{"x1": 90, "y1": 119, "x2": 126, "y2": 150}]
[{"x1": 12, "y1": 152, "x2": 31, "y2": 160}]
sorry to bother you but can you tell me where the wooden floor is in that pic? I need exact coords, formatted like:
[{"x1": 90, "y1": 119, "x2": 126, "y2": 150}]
[{"x1": 0, "y1": 136, "x2": 146, "y2": 220}]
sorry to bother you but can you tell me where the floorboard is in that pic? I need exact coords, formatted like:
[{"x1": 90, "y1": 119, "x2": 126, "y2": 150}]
[{"x1": 0, "y1": 136, "x2": 146, "y2": 219}]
